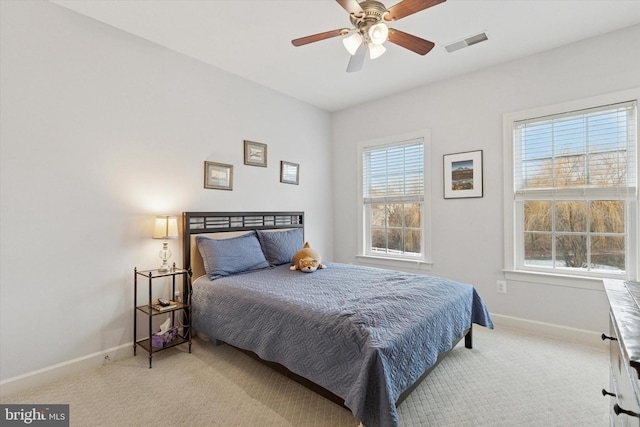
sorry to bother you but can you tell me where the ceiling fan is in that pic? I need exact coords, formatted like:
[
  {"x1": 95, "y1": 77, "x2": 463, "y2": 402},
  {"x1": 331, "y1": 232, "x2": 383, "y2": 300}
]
[{"x1": 291, "y1": 0, "x2": 445, "y2": 73}]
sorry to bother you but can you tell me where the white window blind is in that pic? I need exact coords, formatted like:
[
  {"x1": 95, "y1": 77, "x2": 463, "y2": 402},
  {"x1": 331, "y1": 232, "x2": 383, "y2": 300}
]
[
  {"x1": 363, "y1": 140, "x2": 424, "y2": 204},
  {"x1": 514, "y1": 101, "x2": 637, "y2": 199}
]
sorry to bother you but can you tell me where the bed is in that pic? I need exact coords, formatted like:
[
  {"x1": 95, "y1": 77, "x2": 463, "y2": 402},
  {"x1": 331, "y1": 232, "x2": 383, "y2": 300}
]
[{"x1": 182, "y1": 211, "x2": 493, "y2": 427}]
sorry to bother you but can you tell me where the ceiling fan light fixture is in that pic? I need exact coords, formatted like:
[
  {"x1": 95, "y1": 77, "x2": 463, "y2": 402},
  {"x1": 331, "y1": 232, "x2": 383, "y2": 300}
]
[
  {"x1": 291, "y1": 0, "x2": 445, "y2": 72},
  {"x1": 368, "y1": 23, "x2": 389, "y2": 45},
  {"x1": 368, "y1": 43, "x2": 386, "y2": 59},
  {"x1": 343, "y1": 32, "x2": 363, "y2": 55}
]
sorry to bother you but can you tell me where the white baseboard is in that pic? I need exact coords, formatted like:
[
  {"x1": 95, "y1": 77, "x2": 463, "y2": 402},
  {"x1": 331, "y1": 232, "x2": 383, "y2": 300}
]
[
  {"x1": 490, "y1": 313, "x2": 602, "y2": 346},
  {"x1": 0, "y1": 343, "x2": 133, "y2": 398}
]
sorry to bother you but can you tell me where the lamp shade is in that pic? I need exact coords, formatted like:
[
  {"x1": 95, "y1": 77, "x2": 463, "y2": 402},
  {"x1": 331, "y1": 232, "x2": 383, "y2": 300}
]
[
  {"x1": 153, "y1": 216, "x2": 178, "y2": 239},
  {"x1": 343, "y1": 32, "x2": 363, "y2": 55},
  {"x1": 368, "y1": 43, "x2": 387, "y2": 59},
  {"x1": 368, "y1": 23, "x2": 388, "y2": 45}
]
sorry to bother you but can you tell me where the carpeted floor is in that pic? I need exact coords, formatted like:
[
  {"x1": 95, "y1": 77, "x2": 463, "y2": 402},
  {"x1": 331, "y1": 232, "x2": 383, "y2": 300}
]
[{"x1": 1, "y1": 324, "x2": 609, "y2": 426}]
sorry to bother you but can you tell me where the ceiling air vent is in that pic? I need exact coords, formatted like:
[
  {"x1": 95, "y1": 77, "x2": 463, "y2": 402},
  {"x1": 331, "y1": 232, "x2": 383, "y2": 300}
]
[{"x1": 445, "y1": 32, "x2": 488, "y2": 53}]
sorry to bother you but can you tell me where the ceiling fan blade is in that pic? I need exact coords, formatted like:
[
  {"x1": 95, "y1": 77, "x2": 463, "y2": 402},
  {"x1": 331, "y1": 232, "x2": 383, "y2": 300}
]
[
  {"x1": 336, "y1": 0, "x2": 364, "y2": 15},
  {"x1": 346, "y1": 43, "x2": 366, "y2": 73},
  {"x1": 384, "y1": 0, "x2": 446, "y2": 21},
  {"x1": 387, "y1": 29, "x2": 435, "y2": 55},
  {"x1": 292, "y1": 29, "x2": 350, "y2": 47}
]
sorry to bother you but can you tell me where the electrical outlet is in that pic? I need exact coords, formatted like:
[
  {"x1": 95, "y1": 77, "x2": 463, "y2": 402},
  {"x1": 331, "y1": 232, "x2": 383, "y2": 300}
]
[{"x1": 497, "y1": 280, "x2": 507, "y2": 294}]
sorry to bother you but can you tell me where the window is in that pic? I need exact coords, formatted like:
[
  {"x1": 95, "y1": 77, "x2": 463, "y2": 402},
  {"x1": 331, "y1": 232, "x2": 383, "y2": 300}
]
[
  {"x1": 505, "y1": 93, "x2": 638, "y2": 281},
  {"x1": 358, "y1": 131, "x2": 431, "y2": 266}
]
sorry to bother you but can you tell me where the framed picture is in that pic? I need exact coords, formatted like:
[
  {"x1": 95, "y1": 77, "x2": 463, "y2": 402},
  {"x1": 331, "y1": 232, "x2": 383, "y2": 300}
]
[
  {"x1": 244, "y1": 140, "x2": 267, "y2": 167},
  {"x1": 204, "y1": 161, "x2": 233, "y2": 190},
  {"x1": 443, "y1": 150, "x2": 483, "y2": 199},
  {"x1": 280, "y1": 161, "x2": 299, "y2": 185}
]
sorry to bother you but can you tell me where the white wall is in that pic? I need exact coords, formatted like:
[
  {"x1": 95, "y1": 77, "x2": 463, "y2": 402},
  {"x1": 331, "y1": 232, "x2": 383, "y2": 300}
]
[
  {"x1": 331, "y1": 24, "x2": 640, "y2": 334},
  {"x1": 0, "y1": 0, "x2": 333, "y2": 388}
]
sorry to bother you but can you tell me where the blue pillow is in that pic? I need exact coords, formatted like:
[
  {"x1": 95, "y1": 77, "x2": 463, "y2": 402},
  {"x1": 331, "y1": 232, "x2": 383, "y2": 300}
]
[
  {"x1": 196, "y1": 232, "x2": 269, "y2": 280},
  {"x1": 257, "y1": 228, "x2": 304, "y2": 266}
]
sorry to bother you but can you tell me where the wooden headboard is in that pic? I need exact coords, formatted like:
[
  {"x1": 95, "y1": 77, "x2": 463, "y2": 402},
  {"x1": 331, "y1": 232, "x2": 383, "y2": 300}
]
[{"x1": 181, "y1": 211, "x2": 304, "y2": 294}]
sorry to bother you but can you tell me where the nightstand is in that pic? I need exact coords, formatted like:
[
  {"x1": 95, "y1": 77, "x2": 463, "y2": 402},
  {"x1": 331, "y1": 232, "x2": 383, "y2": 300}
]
[{"x1": 133, "y1": 263, "x2": 192, "y2": 368}]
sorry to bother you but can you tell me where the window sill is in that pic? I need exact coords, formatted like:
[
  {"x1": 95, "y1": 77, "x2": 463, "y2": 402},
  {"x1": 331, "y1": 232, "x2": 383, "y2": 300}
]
[
  {"x1": 503, "y1": 269, "x2": 613, "y2": 291},
  {"x1": 356, "y1": 255, "x2": 432, "y2": 272}
]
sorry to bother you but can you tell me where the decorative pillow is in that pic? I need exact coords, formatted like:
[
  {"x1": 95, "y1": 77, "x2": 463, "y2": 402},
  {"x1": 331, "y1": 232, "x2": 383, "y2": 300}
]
[
  {"x1": 196, "y1": 231, "x2": 269, "y2": 280},
  {"x1": 257, "y1": 228, "x2": 304, "y2": 266}
]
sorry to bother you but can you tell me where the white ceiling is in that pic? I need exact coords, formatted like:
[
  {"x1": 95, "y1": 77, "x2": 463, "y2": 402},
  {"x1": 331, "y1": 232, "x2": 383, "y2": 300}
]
[{"x1": 51, "y1": 0, "x2": 640, "y2": 112}]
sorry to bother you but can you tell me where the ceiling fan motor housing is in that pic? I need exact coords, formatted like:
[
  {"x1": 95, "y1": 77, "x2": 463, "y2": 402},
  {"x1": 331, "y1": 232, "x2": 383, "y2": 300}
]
[{"x1": 350, "y1": 0, "x2": 388, "y2": 42}]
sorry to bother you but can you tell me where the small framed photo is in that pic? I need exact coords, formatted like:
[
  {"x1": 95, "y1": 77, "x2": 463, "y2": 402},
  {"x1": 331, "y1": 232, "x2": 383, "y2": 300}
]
[
  {"x1": 443, "y1": 150, "x2": 483, "y2": 199},
  {"x1": 280, "y1": 161, "x2": 299, "y2": 185},
  {"x1": 204, "y1": 161, "x2": 233, "y2": 190},
  {"x1": 244, "y1": 140, "x2": 267, "y2": 167}
]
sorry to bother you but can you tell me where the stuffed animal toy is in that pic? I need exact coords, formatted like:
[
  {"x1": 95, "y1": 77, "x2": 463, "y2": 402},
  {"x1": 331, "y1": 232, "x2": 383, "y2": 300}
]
[{"x1": 290, "y1": 242, "x2": 326, "y2": 273}]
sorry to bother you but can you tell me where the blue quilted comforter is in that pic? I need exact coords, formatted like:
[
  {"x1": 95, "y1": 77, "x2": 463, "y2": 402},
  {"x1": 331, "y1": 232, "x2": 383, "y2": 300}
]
[{"x1": 192, "y1": 262, "x2": 493, "y2": 427}]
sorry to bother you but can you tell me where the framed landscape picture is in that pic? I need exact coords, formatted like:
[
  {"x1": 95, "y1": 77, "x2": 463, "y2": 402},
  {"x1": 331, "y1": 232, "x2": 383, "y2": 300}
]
[
  {"x1": 204, "y1": 161, "x2": 233, "y2": 190},
  {"x1": 280, "y1": 161, "x2": 299, "y2": 185},
  {"x1": 443, "y1": 150, "x2": 483, "y2": 199},
  {"x1": 244, "y1": 140, "x2": 267, "y2": 167}
]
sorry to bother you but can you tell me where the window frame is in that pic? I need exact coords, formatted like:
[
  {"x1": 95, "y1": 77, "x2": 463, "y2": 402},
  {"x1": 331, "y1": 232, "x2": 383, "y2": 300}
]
[
  {"x1": 357, "y1": 130, "x2": 432, "y2": 270},
  {"x1": 503, "y1": 89, "x2": 639, "y2": 288}
]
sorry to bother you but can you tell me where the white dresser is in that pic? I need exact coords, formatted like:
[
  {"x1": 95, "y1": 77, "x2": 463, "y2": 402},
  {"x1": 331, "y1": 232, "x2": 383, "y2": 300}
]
[{"x1": 603, "y1": 279, "x2": 640, "y2": 426}]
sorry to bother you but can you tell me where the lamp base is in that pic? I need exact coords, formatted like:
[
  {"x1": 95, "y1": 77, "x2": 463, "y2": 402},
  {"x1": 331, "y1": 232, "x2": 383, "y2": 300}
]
[
  {"x1": 157, "y1": 260, "x2": 174, "y2": 273},
  {"x1": 157, "y1": 241, "x2": 172, "y2": 273}
]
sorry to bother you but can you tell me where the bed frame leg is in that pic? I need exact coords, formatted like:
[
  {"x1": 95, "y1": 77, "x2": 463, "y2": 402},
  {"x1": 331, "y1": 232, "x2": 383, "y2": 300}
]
[{"x1": 465, "y1": 325, "x2": 473, "y2": 349}]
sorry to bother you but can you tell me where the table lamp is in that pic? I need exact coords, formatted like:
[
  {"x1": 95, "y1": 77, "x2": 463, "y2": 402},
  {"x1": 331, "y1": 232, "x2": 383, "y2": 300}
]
[{"x1": 152, "y1": 215, "x2": 178, "y2": 272}]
